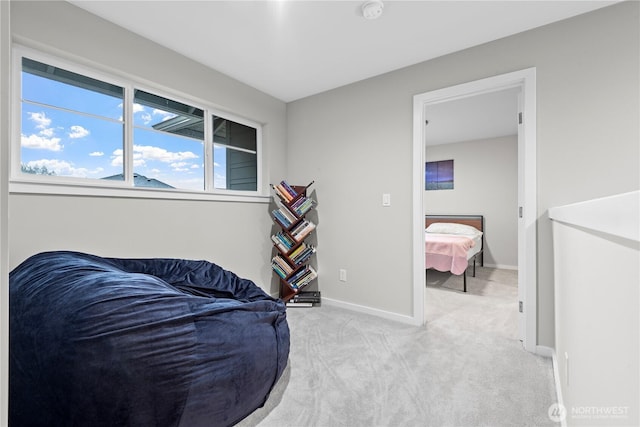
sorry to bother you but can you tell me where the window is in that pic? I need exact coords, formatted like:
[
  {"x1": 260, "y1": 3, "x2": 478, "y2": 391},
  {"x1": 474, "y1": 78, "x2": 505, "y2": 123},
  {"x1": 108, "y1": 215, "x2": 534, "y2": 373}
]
[
  {"x1": 20, "y1": 57, "x2": 125, "y2": 181},
  {"x1": 213, "y1": 116, "x2": 257, "y2": 191},
  {"x1": 130, "y1": 89, "x2": 204, "y2": 190},
  {"x1": 15, "y1": 47, "x2": 262, "y2": 198}
]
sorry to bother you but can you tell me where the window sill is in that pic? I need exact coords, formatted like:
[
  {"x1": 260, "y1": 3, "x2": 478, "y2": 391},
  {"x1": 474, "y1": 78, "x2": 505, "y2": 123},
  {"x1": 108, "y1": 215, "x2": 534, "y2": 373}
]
[{"x1": 10, "y1": 180, "x2": 271, "y2": 204}]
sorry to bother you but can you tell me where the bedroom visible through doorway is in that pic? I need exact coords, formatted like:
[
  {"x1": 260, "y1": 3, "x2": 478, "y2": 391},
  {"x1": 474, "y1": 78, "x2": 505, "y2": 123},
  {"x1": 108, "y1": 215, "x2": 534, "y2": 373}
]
[
  {"x1": 423, "y1": 88, "x2": 519, "y2": 336},
  {"x1": 412, "y1": 68, "x2": 537, "y2": 353}
]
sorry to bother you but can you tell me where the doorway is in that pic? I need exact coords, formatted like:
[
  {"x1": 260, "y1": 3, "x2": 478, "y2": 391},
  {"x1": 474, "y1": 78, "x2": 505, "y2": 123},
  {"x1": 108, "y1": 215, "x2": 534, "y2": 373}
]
[{"x1": 411, "y1": 68, "x2": 537, "y2": 353}]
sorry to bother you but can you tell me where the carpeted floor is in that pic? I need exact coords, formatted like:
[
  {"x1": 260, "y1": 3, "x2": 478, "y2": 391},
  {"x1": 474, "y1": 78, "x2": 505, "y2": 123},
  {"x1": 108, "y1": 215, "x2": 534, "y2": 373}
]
[{"x1": 238, "y1": 268, "x2": 557, "y2": 427}]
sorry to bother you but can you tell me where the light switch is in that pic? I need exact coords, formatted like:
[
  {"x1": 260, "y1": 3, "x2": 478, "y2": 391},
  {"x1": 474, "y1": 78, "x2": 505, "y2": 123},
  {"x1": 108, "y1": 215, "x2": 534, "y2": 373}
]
[{"x1": 382, "y1": 193, "x2": 391, "y2": 206}]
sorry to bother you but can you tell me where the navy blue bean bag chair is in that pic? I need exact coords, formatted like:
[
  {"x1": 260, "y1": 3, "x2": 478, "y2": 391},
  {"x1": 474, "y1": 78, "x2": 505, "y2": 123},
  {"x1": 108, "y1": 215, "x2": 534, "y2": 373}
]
[{"x1": 9, "y1": 251, "x2": 289, "y2": 427}]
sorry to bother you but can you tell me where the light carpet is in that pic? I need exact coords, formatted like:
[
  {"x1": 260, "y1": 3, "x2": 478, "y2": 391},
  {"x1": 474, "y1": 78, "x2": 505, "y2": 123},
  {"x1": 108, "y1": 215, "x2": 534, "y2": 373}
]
[{"x1": 238, "y1": 268, "x2": 557, "y2": 427}]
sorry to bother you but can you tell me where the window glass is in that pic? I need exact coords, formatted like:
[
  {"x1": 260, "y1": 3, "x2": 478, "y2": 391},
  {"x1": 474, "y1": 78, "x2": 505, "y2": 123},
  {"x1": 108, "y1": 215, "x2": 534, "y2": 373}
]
[
  {"x1": 132, "y1": 89, "x2": 204, "y2": 190},
  {"x1": 17, "y1": 51, "x2": 262, "y2": 196},
  {"x1": 21, "y1": 58, "x2": 124, "y2": 180},
  {"x1": 212, "y1": 116, "x2": 257, "y2": 191}
]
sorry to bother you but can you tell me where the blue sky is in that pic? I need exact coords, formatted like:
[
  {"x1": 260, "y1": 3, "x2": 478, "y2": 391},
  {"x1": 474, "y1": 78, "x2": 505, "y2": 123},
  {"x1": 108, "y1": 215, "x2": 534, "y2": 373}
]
[{"x1": 20, "y1": 70, "x2": 227, "y2": 190}]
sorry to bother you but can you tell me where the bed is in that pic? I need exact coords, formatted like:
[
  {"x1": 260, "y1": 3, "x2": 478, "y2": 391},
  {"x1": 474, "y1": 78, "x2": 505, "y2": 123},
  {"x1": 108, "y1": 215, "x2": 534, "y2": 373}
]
[
  {"x1": 9, "y1": 250, "x2": 290, "y2": 427},
  {"x1": 425, "y1": 215, "x2": 484, "y2": 292}
]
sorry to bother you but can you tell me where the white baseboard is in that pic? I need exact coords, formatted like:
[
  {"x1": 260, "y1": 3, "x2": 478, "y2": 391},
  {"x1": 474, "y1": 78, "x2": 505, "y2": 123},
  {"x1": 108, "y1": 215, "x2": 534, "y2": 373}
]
[
  {"x1": 547, "y1": 348, "x2": 567, "y2": 427},
  {"x1": 483, "y1": 263, "x2": 518, "y2": 270},
  {"x1": 535, "y1": 345, "x2": 554, "y2": 358},
  {"x1": 321, "y1": 297, "x2": 417, "y2": 325}
]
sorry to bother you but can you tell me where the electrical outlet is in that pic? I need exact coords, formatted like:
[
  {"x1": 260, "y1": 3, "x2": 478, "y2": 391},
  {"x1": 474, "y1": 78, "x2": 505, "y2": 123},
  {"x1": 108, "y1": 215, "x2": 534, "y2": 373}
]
[{"x1": 339, "y1": 269, "x2": 347, "y2": 282}]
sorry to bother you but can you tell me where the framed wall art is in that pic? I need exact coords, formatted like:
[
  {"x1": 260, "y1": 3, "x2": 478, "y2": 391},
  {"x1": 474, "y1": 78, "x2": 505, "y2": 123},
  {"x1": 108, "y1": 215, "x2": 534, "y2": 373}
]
[{"x1": 425, "y1": 159, "x2": 454, "y2": 190}]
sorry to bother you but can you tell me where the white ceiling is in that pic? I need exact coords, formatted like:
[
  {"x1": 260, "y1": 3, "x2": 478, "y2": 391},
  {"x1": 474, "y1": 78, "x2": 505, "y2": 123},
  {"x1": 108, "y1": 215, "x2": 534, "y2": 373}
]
[
  {"x1": 425, "y1": 87, "x2": 520, "y2": 146},
  {"x1": 69, "y1": 0, "x2": 617, "y2": 103}
]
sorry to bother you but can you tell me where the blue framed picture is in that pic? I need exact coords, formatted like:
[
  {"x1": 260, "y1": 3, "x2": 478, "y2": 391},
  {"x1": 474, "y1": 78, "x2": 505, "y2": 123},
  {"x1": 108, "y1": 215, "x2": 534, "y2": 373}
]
[{"x1": 425, "y1": 159, "x2": 454, "y2": 190}]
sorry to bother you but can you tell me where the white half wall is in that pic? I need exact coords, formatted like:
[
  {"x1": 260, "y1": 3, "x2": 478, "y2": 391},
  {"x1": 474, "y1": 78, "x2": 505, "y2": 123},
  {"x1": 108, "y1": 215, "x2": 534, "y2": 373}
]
[
  {"x1": 550, "y1": 191, "x2": 639, "y2": 426},
  {"x1": 424, "y1": 135, "x2": 518, "y2": 269}
]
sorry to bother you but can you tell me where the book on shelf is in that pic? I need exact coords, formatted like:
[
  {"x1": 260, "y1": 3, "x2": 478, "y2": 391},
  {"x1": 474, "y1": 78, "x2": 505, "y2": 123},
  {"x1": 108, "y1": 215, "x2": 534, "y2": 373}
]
[
  {"x1": 291, "y1": 291, "x2": 321, "y2": 304},
  {"x1": 290, "y1": 243, "x2": 316, "y2": 265},
  {"x1": 271, "y1": 254, "x2": 293, "y2": 278},
  {"x1": 287, "y1": 265, "x2": 317, "y2": 289},
  {"x1": 290, "y1": 197, "x2": 316, "y2": 217},
  {"x1": 277, "y1": 200, "x2": 298, "y2": 222},
  {"x1": 285, "y1": 301, "x2": 313, "y2": 307},
  {"x1": 290, "y1": 220, "x2": 316, "y2": 242},
  {"x1": 280, "y1": 181, "x2": 298, "y2": 199},
  {"x1": 272, "y1": 180, "x2": 315, "y2": 203},
  {"x1": 271, "y1": 231, "x2": 296, "y2": 253},
  {"x1": 286, "y1": 290, "x2": 321, "y2": 307},
  {"x1": 272, "y1": 182, "x2": 295, "y2": 202},
  {"x1": 271, "y1": 209, "x2": 291, "y2": 228}
]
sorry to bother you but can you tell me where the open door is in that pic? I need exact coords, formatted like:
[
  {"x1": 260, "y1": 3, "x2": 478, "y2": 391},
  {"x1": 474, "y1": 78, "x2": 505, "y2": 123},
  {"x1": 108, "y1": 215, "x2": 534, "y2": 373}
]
[{"x1": 517, "y1": 92, "x2": 526, "y2": 342}]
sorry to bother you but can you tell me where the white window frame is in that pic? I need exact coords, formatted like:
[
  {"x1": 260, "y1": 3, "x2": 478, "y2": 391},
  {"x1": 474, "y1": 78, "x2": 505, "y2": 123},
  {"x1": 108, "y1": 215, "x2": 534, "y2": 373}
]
[{"x1": 11, "y1": 45, "x2": 267, "y2": 203}]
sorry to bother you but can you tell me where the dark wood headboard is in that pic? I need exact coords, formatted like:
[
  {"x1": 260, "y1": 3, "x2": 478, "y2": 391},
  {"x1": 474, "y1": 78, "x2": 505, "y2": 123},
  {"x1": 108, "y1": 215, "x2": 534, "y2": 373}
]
[{"x1": 425, "y1": 215, "x2": 484, "y2": 233}]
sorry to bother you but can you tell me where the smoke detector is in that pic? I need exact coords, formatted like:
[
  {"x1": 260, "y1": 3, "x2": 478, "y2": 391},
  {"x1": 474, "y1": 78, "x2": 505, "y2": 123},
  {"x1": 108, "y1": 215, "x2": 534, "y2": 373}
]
[{"x1": 361, "y1": 0, "x2": 384, "y2": 20}]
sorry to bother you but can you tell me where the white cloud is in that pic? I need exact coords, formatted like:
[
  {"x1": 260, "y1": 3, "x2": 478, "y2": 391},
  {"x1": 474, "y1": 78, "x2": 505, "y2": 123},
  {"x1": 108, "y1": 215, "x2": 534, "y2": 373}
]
[
  {"x1": 28, "y1": 112, "x2": 51, "y2": 129},
  {"x1": 25, "y1": 159, "x2": 102, "y2": 178},
  {"x1": 110, "y1": 145, "x2": 199, "y2": 172},
  {"x1": 134, "y1": 145, "x2": 198, "y2": 163},
  {"x1": 68, "y1": 125, "x2": 90, "y2": 139},
  {"x1": 214, "y1": 172, "x2": 226, "y2": 189},
  {"x1": 39, "y1": 127, "x2": 55, "y2": 138},
  {"x1": 190, "y1": 164, "x2": 199, "y2": 169},
  {"x1": 140, "y1": 112, "x2": 152, "y2": 124},
  {"x1": 170, "y1": 161, "x2": 190, "y2": 172},
  {"x1": 27, "y1": 111, "x2": 60, "y2": 141},
  {"x1": 110, "y1": 148, "x2": 145, "y2": 167},
  {"x1": 132, "y1": 104, "x2": 177, "y2": 125},
  {"x1": 153, "y1": 109, "x2": 176, "y2": 122},
  {"x1": 89, "y1": 151, "x2": 104, "y2": 157},
  {"x1": 21, "y1": 133, "x2": 63, "y2": 151}
]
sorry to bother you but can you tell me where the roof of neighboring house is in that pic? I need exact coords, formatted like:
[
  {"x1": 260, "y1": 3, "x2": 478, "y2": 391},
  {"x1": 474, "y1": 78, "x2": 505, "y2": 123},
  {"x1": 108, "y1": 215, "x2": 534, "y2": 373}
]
[{"x1": 101, "y1": 173, "x2": 174, "y2": 189}]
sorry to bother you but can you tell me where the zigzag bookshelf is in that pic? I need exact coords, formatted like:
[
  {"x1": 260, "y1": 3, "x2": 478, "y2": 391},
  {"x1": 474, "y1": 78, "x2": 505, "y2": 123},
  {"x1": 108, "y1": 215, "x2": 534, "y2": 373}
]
[{"x1": 270, "y1": 180, "x2": 318, "y2": 304}]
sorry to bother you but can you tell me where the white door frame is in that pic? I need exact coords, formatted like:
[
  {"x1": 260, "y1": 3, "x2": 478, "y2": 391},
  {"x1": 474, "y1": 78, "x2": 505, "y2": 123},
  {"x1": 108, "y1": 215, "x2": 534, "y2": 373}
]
[{"x1": 412, "y1": 68, "x2": 537, "y2": 353}]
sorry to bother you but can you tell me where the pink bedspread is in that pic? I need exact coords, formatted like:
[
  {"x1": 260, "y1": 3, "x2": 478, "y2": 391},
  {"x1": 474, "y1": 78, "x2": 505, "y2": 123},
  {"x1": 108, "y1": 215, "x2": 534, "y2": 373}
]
[{"x1": 425, "y1": 233, "x2": 475, "y2": 275}]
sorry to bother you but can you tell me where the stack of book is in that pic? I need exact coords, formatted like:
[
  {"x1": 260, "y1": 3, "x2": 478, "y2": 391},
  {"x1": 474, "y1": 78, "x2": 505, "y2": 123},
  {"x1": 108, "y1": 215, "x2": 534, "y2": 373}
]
[
  {"x1": 286, "y1": 291, "x2": 321, "y2": 307},
  {"x1": 272, "y1": 181, "x2": 299, "y2": 203},
  {"x1": 271, "y1": 231, "x2": 295, "y2": 253},
  {"x1": 289, "y1": 195, "x2": 316, "y2": 216},
  {"x1": 271, "y1": 202, "x2": 297, "y2": 228},
  {"x1": 290, "y1": 219, "x2": 316, "y2": 242},
  {"x1": 287, "y1": 265, "x2": 317, "y2": 290},
  {"x1": 271, "y1": 254, "x2": 293, "y2": 279},
  {"x1": 289, "y1": 242, "x2": 316, "y2": 265}
]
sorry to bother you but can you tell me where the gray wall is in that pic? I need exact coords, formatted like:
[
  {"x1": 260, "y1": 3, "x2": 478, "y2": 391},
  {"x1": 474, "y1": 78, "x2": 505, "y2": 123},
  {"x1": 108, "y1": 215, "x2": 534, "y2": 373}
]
[
  {"x1": 424, "y1": 136, "x2": 518, "y2": 269},
  {"x1": 8, "y1": 1, "x2": 288, "y2": 293},
  {"x1": 286, "y1": 1, "x2": 639, "y2": 346}
]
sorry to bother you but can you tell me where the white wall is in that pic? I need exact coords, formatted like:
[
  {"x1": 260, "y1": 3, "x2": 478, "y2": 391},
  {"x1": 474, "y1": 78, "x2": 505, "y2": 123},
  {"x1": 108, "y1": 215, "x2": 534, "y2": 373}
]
[
  {"x1": 0, "y1": 1, "x2": 10, "y2": 424},
  {"x1": 550, "y1": 192, "x2": 639, "y2": 426},
  {"x1": 424, "y1": 136, "x2": 518, "y2": 269},
  {"x1": 8, "y1": 1, "x2": 288, "y2": 293},
  {"x1": 286, "y1": 1, "x2": 639, "y2": 346}
]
